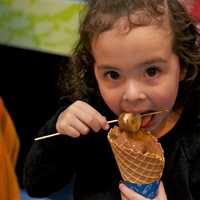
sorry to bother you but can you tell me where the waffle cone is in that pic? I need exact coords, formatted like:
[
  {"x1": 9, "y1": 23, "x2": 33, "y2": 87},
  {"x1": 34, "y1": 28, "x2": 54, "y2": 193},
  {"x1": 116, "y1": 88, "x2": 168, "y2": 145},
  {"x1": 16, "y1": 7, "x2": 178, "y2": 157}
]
[{"x1": 107, "y1": 126, "x2": 164, "y2": 184}]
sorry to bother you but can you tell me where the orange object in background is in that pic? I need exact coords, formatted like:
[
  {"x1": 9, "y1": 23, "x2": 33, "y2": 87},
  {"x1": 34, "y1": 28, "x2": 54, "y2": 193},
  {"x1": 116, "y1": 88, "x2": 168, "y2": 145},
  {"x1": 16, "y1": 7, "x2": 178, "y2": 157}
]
[{"x1": 0, "y1": 97, "x2": 20, "y2": 200}]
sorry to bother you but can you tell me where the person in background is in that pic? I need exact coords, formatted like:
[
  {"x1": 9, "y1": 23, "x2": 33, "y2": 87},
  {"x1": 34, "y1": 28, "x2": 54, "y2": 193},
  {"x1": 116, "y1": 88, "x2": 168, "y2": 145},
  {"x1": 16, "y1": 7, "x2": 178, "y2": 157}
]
[
  {"x1": 24, "y1": 0, "x2": 200, "y2": 199},
  {"x1": 178, "y1": 0, "x2": 200, "y2": 23},
  {"x1": 0, "y1": 97, "x2": 20, "y2": 200},
  {"x1": 191, "y1": 0, "x2": 200, "y2": 22},
  {"x1": 178, "y1": 0, "x2": 195, "y2": 11}
]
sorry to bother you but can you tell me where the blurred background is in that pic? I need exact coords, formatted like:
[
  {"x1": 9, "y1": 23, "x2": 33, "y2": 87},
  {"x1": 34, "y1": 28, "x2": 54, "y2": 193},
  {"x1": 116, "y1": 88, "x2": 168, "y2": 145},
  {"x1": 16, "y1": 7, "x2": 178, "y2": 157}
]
[
  {"x1": 0, "y1": 0, "x2": 84, "y2": 55},
  {"x1": 0, "y1": 0, "x2": 84, "y2": 199}
]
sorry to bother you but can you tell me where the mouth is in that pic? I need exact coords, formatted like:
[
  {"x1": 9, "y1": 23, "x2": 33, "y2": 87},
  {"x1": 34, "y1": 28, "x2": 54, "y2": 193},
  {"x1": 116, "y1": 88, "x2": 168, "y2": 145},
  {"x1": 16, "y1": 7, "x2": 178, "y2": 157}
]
[
  {"x1": 140, "y1": 114, "x2": 154, "y2": 128},
  {"x1": 140, "y1": 110, "x2": 163, "y2": 129},
  {"x1": 140, "y1": 109, "x2": 168, "y2": 129},
  {"x1": 120, "y1": 109, "x2": 168, "y2": 129}
]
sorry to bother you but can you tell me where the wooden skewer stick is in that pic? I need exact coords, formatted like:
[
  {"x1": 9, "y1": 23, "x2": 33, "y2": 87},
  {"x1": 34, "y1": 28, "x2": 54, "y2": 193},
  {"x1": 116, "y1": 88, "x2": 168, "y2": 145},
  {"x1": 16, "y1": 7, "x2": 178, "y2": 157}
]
[
  {"x1": 141, "y1": 109, "x2": 168, "y2": 117},
  {"x1": 34, "y1": 133, "x2": 61, "y2": 141},
  {"x1": 34, "y1": 119, "x2": 118, "y2": 141},
  {"x1": 34, "y1": 109, "x2": 168, "y2": 141}
]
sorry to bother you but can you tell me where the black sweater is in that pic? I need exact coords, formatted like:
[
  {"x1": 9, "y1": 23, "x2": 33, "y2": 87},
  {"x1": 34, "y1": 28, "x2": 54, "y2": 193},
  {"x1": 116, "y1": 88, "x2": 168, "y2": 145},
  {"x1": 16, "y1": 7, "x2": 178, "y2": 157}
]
[{"x1": 24, "y1": 102, "x2": 200, "y2": 200}]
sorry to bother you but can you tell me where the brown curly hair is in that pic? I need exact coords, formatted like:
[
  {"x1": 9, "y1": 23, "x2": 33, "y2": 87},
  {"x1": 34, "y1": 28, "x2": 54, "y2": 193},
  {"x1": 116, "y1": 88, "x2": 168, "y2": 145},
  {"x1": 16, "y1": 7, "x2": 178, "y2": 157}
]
[{"x1": 58, "y1": 0, "x2": 200, "y2": 112}]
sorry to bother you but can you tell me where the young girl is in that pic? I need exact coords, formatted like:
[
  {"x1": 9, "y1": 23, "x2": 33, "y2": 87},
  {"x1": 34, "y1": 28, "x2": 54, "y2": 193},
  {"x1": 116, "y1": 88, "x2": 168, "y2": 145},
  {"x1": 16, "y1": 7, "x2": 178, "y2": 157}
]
[{"x1": 24, "y1": 0, "x2": 200, "y2": 199}]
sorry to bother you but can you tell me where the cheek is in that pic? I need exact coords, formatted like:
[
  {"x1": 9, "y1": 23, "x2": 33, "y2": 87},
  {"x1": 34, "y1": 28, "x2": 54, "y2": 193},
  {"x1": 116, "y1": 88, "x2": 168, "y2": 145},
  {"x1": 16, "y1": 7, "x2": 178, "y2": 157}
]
[
  {"x1": 98, "y1": 86, "x2": 121, "y2": 115},
  {"x1": 94, "y1": 68, "x2": 122, "y2": 115},
  {"x1": 153, "y1": 80, "x2": 179, "y2": 110}
]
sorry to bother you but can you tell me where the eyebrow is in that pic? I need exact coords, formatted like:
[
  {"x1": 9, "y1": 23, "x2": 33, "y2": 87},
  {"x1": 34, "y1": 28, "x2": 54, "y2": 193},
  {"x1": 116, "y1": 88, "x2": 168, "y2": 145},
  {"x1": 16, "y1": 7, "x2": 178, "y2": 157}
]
[
  {"x1": 96, "y1": 64, "x2": 119, "y2": 70},
  {"x1": 96, "y1": 58, "x2": 167, "y2": 70},
  {"x1": 140, "y1": 58, "x2": 167, "y2": 66}
]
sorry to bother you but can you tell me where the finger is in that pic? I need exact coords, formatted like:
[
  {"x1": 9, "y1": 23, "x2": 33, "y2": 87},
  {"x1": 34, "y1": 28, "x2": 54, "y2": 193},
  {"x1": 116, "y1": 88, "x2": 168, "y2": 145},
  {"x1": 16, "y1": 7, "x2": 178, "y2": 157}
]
[
  {"x1": 121, "y1": 192, "x2": 128, "y2": 200},
  {"x1": 119, "y1": 183, "x2": 147, "y2": 200},
  {"x1": 68, "y1": 115, "x2": 90, "y2": 135},
  {"x1": 57, "y1": 112, "x2": 90, "y2": 136},
  {"x1": 156, "y1": 182, "x2": 167, "y2": 200},
  {"x1": 74, "y1": 101, "x2": 109, "y2": 131},
  {"x1": 76, "y1": 101, "x2": 108, "y2": 128},
  {"x1": 56, "y1": 115, "x2": 80, "y2": 138},
  {"x1": 62, "y1": 126, "x2": 81, "y2": 138},
  {"x1": 57, "y1": 102, "x2": 93, "y2": 132}
]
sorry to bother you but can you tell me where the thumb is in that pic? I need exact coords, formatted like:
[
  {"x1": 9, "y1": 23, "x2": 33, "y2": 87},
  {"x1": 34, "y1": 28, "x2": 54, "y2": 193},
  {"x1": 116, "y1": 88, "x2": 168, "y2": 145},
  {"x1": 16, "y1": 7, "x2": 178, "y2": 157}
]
[{"x1": 156, "y1": 181, "x2": 167, "y2": 200}]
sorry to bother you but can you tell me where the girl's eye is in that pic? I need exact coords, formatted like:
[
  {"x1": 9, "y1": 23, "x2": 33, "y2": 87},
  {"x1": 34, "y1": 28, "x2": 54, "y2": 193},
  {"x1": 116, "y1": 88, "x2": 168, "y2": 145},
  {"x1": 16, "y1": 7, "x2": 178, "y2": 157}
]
[
  {"x1": 105, "y1": 71, "x2": 120, "y2": 80},
  {"x1": 145, "y1": 67, "x2": 160, "y2": 78}
]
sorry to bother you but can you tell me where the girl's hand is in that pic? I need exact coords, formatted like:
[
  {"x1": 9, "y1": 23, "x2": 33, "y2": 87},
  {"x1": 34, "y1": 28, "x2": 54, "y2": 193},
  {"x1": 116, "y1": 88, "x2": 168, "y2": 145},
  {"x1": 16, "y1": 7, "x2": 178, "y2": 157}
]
[
  {"x1": 119, "y1": 182, "x2": 167, "y2": 200},
  {"x1": 56, "y1": 100, "x2": 109, "y2": 138}
]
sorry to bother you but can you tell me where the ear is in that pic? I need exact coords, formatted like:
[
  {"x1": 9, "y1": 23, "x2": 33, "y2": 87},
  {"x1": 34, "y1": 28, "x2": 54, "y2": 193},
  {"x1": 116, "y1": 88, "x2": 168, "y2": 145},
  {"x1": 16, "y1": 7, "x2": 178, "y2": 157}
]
[{"x1": 179, "y1": 67, "x2": 187, "y2": 81}]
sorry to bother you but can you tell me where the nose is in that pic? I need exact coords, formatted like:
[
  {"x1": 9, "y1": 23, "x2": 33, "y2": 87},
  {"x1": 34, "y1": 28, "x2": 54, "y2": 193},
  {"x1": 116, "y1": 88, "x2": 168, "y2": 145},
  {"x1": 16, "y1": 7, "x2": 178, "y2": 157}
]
[{"x1": 122, "y1": 80, "x2": 147, "y2": 102}]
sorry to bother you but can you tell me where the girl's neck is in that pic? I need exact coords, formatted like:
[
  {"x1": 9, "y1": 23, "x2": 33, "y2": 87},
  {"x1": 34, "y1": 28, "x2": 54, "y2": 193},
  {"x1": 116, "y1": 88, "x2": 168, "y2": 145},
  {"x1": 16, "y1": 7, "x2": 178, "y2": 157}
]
[{"x1": 152, "y1": 106, "x2": 183, "y2": 138}]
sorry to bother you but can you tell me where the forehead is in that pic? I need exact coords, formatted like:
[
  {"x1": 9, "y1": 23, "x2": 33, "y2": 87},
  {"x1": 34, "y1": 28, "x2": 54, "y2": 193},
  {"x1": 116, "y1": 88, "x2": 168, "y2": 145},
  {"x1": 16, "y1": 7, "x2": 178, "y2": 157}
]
[
  {"x1": 92, "y1": 14, "x2": 173, "y2": 53},
  {"x1": 91, "y1": 15, "x2": 174, "y2": 70},
  {"x1": 92, "y1": 12, "x2": 172, "y2": 44}
]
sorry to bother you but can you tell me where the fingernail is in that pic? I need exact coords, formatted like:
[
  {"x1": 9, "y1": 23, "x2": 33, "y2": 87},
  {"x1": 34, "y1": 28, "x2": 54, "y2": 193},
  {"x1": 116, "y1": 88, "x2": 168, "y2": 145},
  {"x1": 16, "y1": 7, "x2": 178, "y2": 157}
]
[
  {"x1": 119, "y1": 180, "x2": 124, "y2": 190},
  {"x1": 103, "y1": 123, "x2": 109, "y2": 130}
]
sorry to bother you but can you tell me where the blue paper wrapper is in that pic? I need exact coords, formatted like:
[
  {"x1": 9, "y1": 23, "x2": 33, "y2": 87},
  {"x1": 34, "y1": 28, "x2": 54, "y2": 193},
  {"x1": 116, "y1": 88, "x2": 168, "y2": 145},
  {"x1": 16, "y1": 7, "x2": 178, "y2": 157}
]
[{"x1": 124, "y1": 180, "x2": 160, "y2": 199}]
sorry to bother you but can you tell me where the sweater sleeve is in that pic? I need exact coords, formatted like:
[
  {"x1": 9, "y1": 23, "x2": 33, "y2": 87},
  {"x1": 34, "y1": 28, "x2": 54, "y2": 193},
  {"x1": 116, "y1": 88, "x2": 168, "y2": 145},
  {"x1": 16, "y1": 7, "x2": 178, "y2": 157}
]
[{"x1": 23, "y1": 106, "x2": 79, "y2": 197}]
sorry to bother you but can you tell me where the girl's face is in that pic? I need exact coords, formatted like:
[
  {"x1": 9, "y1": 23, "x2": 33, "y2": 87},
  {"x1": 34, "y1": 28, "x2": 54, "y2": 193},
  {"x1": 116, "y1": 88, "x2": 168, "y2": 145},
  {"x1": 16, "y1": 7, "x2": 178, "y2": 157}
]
[{"x1": 92, "y1": 18, "x2": 183, "y2": 133}]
